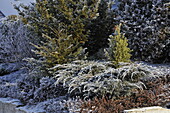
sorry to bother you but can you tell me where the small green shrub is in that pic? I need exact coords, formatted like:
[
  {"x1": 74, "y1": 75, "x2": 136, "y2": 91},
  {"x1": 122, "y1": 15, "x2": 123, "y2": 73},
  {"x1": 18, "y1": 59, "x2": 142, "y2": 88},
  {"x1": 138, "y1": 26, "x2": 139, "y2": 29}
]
[{"x1": 105, "y1": 23, "x2": 132, "y2": 68}]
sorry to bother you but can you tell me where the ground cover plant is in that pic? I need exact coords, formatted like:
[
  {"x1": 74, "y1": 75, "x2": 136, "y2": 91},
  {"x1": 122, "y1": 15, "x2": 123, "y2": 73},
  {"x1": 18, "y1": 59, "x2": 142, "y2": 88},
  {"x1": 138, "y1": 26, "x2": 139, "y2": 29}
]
[
  {"x1": 63, "y1": 74, "x2": 170, "y2": 113},
  {"x1": 51, "y1": 60, "x2": 154, "y2": 100}
]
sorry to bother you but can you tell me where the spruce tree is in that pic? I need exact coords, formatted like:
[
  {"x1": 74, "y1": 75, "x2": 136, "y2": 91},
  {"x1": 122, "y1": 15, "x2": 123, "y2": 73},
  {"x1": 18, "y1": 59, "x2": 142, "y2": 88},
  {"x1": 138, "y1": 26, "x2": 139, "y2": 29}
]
[{"x1": 105, "y1": 23, "x2": 132, "y2": 68}]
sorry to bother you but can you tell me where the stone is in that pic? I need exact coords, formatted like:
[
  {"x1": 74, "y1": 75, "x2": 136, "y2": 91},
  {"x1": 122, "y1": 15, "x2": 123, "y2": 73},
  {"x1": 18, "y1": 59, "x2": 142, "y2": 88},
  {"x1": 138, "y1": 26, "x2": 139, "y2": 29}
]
[
  {"x1": 124, "y1": 106, "x2": 170, "y2": 113},
  {"x1": 0, "y1": 98, "x2": 25, "y2": 113},
  {"x1": 0, "y1": 98, "x2": 45, "y2": 113}
]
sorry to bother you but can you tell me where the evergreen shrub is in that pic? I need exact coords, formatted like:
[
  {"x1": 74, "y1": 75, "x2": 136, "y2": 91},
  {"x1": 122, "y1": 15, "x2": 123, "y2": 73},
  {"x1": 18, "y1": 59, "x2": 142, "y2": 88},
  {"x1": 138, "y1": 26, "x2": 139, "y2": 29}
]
[
  {"x1": 84, "y1": 0, "x2": 116, "y2": 57},
  {"x1": 51, "y1": 60, "x2": 152, "y2": 99},
  {"x1": 105, "y1": 23, "x2": 132, "y2": 68},
  {"x1": 63, "y1": 75, "x2": 170, "y2": 113},
  {"x1": 114, "y1": 0, "x2": 170, "y2": 63},
  {"x1": 15, "y1": 0, "x2": 102, "y2": 68},
  {"x1": 15, "y1": 0, "x2": 117, "y2": 61}
]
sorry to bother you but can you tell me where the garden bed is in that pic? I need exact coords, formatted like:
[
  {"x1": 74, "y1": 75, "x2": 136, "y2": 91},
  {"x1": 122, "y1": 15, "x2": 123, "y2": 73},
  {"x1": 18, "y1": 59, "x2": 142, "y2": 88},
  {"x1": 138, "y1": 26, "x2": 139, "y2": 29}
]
[
  {"x1": 0, "y1": 61, "x2": 169, "y2": 113},
  {"x1": 0, "y1": 0, "x2": 169, "y2": 113}
]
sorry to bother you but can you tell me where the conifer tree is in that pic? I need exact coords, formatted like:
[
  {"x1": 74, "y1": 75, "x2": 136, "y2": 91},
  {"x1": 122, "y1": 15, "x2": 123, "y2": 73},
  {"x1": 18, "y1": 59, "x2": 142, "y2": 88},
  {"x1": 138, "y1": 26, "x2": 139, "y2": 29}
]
[
  {"x1": 15, "y1": 0, "x2": 100, "y2": 68},
  {"x1": 85, "y1": 0, "x2": 115, "y2": 57},
  {"x1": 105, "y1": 23, "x2": 132, "y2": 68}
]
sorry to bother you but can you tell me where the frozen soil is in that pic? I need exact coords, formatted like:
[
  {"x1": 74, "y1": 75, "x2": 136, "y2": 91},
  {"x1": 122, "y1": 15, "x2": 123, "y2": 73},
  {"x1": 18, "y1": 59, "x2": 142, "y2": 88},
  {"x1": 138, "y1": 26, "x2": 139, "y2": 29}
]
[{"x1": 0, "y1": 61, "x2": 169, "y2": 113}]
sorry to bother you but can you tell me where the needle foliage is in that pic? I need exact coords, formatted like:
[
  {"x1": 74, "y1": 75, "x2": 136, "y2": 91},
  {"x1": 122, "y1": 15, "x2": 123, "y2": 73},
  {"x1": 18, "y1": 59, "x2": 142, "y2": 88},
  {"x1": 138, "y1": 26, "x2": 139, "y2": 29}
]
[
  {"x1": 105, "y1": 24, "x2": 132, "y2": 68},
  {"x1": 16, "y1": 0, "x2": 100, "y2": 68}
]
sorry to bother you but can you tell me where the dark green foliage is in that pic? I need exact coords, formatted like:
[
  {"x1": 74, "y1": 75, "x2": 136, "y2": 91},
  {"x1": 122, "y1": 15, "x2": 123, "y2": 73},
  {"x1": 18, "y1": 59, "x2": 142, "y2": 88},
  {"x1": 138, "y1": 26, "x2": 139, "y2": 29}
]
[
  {"x1": 15, "y1": 0, "x2": 116, "y2": 60},
  {"x1": 114, "y1": 0, "x2": 170, "y2": 63},
  {"x1": 15, "y1": 0, "x2": 100, "y2": 41},
  {"x1": 84, "y1": 0, "x2": 116, "y2": 57}
]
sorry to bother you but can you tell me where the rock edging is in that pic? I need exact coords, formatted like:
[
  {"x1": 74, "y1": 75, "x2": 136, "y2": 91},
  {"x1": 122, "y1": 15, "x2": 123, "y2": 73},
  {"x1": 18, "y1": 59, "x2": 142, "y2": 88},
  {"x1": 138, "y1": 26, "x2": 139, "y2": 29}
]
[
  {"x1": 0, "y1": 98, "x2": 45, "y2": 113},
  {"x1": 124, "y1": 106, "x2": 170, "y2": 113}
]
